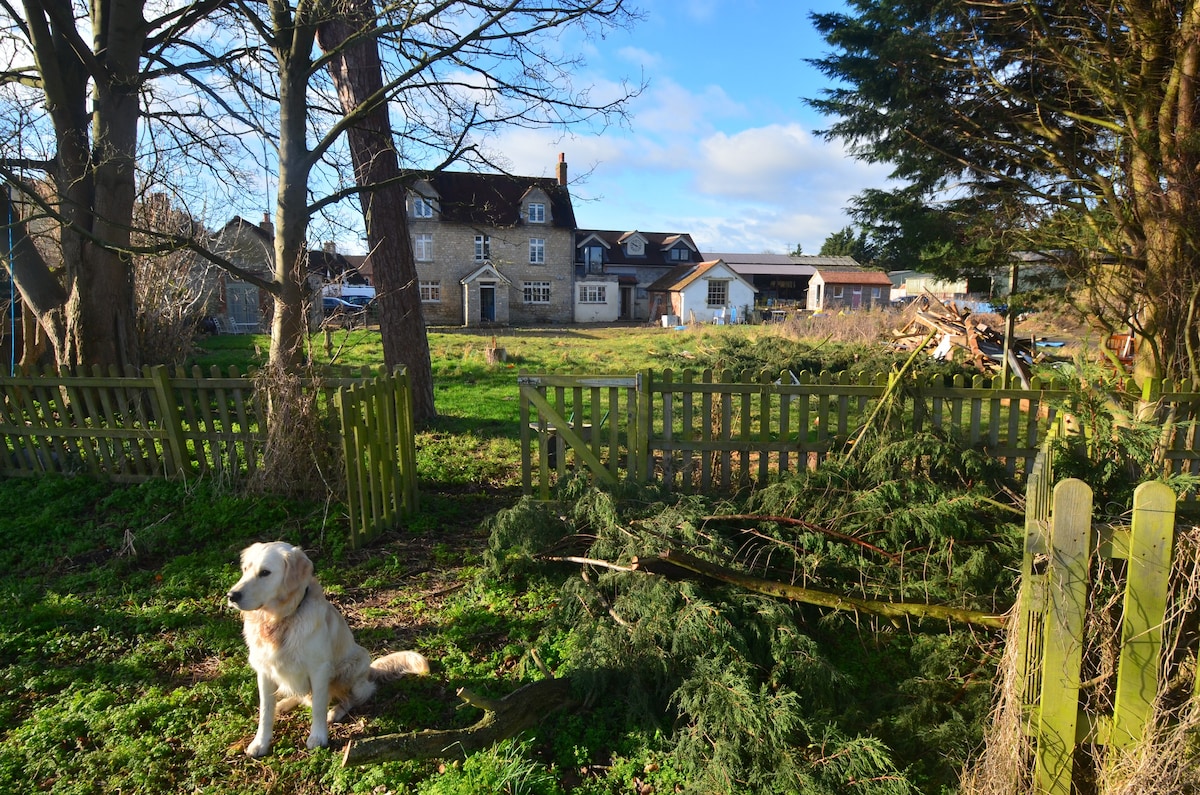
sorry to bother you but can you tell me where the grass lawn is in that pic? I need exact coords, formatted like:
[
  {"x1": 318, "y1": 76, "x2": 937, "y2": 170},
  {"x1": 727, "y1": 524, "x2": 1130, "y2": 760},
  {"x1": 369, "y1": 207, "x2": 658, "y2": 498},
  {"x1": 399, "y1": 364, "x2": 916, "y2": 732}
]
[
  {"x1": 0, "y1": 317, "x2": 1102, "y2": 794},
  {"x1": 0, "y1": 322, "x2": 790, "y2": 795}
]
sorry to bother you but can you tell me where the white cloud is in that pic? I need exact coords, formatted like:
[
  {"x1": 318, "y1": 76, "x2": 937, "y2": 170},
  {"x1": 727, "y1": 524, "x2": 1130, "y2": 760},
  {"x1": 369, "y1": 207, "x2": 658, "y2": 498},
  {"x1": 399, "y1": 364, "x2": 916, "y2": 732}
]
[
  {"x1": 617, "y1": 46, "x2": 662, "y2": 71},
  {"x1": 693, "y1": 124, "x2": 829, "y2": 198},
  {"x1": 630, "y1": 77, "x2": 744, "y2": 137}
]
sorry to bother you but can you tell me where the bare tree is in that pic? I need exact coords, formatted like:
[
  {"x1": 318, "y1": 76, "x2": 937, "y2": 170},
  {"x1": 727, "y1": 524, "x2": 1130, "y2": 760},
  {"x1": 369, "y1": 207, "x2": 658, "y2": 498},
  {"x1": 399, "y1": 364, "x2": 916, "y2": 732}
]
[
  {"x1": 0, "y1": 0, "x2": 229, "y2": 371},
  {"x1": 1, "y1": 0, "x2": 639, "y2": 435}
]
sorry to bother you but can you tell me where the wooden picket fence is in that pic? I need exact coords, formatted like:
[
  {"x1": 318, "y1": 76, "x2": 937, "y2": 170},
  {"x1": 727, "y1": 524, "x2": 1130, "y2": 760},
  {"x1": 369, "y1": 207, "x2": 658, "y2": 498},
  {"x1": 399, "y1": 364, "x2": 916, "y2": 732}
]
[
  {"x1": 1014, "y1": 437, "x2": 1182, "y2": 794},
  {"x1": 0, "y1": 365, "x2": 417, "y2": 547},
  {"x1": 520, "y1": 368, "x2": 1077, "y2": 498}
]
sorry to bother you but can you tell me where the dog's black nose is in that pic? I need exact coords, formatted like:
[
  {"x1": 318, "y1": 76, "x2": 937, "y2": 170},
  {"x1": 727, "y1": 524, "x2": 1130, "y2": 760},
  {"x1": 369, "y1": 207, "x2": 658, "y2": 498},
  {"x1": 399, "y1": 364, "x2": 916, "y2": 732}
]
[{"x1": 228, "y1": 590, "x2": 242, "y2": 604}]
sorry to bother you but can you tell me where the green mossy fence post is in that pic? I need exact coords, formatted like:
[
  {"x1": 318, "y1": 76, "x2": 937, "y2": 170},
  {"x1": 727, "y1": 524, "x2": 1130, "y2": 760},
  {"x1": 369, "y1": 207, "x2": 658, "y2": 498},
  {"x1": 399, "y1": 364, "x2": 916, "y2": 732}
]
[
  {"x1": 1110, "y1": 480, "x2": 1175, "y2": 750},
  {"x1": 635, "y1": 368, "x2": 652, "y2": 484},
  {"x1": 148, "y1": 365, "x2": 188, "y2": 478},
  {"x1": 1034, "y1": 478, "x2": 1093, "y2": 795}
]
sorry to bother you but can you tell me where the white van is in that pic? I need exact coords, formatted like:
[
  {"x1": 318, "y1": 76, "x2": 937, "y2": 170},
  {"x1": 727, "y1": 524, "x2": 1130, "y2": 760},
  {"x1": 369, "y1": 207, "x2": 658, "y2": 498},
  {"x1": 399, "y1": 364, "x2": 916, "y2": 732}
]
[{"x1": 323, "y1": 284, "x2": 376, "y2": 307}]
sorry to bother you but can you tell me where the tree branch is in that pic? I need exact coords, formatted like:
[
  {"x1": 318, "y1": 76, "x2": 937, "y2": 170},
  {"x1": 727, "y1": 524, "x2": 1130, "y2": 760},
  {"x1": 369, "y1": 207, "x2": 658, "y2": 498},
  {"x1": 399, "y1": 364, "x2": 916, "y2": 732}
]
[
  {"x1": 631, "y1": 549, "x2": 1009, "y2": 630},
  {"x1": 341, "y1": 678, "x2": 577, "y2": 766}
]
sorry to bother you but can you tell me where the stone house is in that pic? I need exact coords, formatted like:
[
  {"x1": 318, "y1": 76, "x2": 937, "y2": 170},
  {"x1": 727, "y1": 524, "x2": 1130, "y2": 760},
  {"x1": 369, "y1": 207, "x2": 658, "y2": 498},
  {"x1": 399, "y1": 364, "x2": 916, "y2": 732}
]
[
  {"x1": 209, "y1": 217, "x2": 359, "y2": 332},
  {"x1": 209, "y1": 216, "x2": 276, "y2": 332},
  {"x1": 574, "y1": 230, "x2": 702, "y2": 322},
  {"x1": 408, "y1": 156, "x2": 577, "y2": 327}
]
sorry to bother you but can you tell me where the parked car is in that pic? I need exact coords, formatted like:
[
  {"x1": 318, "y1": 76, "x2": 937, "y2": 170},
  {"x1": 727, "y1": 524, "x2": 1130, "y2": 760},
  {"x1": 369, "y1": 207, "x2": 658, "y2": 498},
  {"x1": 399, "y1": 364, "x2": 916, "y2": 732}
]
[{"x1": 322, "y1": 296, "x2": 366, "y2": 327}]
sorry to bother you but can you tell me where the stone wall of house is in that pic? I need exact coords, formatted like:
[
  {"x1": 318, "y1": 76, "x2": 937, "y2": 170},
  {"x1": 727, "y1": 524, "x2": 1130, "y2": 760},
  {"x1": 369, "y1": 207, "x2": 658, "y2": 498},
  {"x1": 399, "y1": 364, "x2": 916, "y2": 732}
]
[{"x1": 411, "y1": 216, "x2": 574, "y2": 326}]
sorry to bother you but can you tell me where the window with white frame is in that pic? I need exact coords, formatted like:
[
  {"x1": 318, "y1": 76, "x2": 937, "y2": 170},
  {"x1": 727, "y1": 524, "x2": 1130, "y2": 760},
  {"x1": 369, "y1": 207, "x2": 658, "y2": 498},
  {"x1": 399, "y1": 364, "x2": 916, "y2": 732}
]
[
  {"x1": 413, "y1": 196, "x2": 434, "y2": 218},
  {"x1": 413, "y1": 233, "x2": 433, "y2": 261},
  {"x1": 419, "y1": 280, "x2": 441, "y2": 302},
  {"x1": 529, "y1": 238, "x2": 545, "y2": 264},
  {"x1": 523, "y1": 281, "x2": 551, "y2": 303},
  {"x1": 527, "y1": 202, "x2": 546, "y2": 223},
  {"x1": 706, "y1": 279, "x2": 728, "y2": 307},
  {"x1": 871, "y1": 287, "x2": 882, "y2": 299},
  {"x1": 578, "y1": 284, "x2": 607, "y2": 304},
  {"x1": 474, "y1": 235, "x2": 490, "y2": 261},
  {"x1": 832, "y1": 285, "x2": 844, "y2": 299}
]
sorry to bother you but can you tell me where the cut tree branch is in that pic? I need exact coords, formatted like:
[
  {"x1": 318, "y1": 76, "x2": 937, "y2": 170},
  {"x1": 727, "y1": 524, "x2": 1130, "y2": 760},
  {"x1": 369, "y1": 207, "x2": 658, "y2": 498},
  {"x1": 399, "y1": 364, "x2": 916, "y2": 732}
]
[
  {"x1": 632, "y1": 549, "x2": 1008, "y2": 630},
  {"x1": 341, "y1": 678, "x2": 577, "y2": 767}
]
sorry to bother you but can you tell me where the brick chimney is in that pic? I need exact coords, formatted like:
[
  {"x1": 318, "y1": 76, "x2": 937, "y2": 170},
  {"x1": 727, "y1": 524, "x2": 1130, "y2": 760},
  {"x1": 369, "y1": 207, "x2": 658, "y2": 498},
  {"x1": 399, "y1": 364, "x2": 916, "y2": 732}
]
[{"x1": 556, "y1": 153, "x2": 568, "y2": 186}]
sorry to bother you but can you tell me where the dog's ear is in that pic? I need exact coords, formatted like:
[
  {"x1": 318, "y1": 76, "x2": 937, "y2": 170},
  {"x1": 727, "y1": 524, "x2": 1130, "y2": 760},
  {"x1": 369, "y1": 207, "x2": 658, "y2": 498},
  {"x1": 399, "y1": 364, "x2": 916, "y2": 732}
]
[{"x1": 281, "y1": 545, "x2": 314, "y2": 596}]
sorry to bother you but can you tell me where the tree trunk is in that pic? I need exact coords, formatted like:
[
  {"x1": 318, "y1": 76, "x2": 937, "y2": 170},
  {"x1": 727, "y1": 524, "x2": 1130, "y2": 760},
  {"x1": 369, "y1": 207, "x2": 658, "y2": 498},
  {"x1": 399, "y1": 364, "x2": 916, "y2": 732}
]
[
  {"x1": 268, "y1": 15, "x2": 316, "y2": 374},
  {"x1": 9, "y1": 0, "x2": 145, "y2": 372},
  {"x1": 317, "y1": 3, "x2": 437, "y2": 423}
]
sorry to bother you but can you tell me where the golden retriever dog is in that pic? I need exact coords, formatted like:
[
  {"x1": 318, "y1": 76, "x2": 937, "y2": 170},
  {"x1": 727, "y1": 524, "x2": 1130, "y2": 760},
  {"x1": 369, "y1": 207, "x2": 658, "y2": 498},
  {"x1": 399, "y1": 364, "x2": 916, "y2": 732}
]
[{"x1": 227, "y1": 541, "x2": 429, "y2": 757}]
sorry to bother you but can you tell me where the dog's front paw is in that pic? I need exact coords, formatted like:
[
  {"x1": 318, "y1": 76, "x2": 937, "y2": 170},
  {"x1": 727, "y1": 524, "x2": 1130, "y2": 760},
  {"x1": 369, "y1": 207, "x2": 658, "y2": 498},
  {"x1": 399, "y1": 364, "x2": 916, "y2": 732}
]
[
  {"x1": 246, "y1": 736, "x2": 271, "y2": 758},
  {"x1": 305, "y1": 729, "x2": 328, "y2": 750}
]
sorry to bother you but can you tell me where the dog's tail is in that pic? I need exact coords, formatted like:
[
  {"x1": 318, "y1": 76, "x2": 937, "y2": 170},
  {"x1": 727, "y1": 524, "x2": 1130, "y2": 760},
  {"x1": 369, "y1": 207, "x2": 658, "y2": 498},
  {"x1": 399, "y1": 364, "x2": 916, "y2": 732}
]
[{"x1": 370, "y1": 650, "x2": 430, "y2": 681}]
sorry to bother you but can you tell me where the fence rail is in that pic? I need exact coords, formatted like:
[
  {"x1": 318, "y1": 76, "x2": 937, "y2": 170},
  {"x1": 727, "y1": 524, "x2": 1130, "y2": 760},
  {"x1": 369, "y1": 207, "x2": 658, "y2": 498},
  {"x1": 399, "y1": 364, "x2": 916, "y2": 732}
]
[
  {"x1": 0, "y1": 365, "x2": 416, "y2": 547},
  {"x1": 520, "y1": 368, "x2": 1083, "y2": 497}
]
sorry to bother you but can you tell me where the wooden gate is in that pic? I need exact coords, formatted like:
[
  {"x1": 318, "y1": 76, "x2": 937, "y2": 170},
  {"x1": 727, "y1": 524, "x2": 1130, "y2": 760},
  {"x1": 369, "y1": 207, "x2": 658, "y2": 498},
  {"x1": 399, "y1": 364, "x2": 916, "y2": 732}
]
[
  {"x1": 519, "y1": 375, "x2": 639, "y2": 498},
  {"x1": 1016, "y1": 454, "x2": 1178, "y2": 793}
]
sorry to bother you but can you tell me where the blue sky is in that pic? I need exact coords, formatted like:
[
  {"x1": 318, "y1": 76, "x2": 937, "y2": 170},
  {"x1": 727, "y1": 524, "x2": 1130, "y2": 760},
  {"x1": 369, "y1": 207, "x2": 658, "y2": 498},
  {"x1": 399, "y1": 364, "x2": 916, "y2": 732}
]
[{"x1": 491, "y1": 0, "x2": 895, "y2": 256}]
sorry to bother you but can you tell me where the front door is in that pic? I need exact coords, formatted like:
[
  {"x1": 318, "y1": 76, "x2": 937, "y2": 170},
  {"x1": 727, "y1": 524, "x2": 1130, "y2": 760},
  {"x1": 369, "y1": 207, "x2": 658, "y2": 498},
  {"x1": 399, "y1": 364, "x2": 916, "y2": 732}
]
[
  {"x1": 480, "y1": 284, "x2": 496, "y2": 323},
  {"x1": 619, "y1": 286, "x2": 633, "y2": 320}
]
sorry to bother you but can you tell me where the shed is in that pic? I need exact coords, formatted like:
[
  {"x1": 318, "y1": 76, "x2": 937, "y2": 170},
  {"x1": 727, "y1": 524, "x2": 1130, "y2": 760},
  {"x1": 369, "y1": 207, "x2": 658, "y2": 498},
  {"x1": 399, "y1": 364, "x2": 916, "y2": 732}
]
[{"x1": 807, "y1": 266, "x2": 893, "y2": 311}]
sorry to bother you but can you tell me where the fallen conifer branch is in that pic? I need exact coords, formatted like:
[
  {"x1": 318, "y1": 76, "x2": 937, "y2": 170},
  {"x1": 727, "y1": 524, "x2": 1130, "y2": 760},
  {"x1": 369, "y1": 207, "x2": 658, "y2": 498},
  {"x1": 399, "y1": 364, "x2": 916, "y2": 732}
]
[
  {"x1": 341, "y1": 678, "x2": 577, "y2": 767},
  {"x1": 701, "y1": 514, "x2": 901, "y2": 562},
  {"x1": 632, "y1": 549, "x2": 1008, "y2": 630}
]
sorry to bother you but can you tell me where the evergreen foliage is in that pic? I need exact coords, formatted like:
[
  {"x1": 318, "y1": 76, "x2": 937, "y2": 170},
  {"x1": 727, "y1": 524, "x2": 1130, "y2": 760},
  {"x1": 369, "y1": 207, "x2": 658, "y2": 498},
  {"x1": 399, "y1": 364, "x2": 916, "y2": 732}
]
[
  {"x1": 661, "y1": 331, "x2": 982, "y2": 383},
  {"x1": 485, "y1": 430, "x2": 1024, "y2": 793},
  {"x1": 1047, "y1": 365, "x2": 1199, "y2": 519}
]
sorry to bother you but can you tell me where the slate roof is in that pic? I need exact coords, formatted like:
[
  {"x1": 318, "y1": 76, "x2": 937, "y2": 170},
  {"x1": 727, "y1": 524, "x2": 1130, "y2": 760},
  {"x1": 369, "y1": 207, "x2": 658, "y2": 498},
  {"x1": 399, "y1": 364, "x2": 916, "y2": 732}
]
[
  {"x1": 306, "y1": 249, "x2": 367, "y2": 283},
  {"x1": 703, "y1": 252, "x2": 862, "y2": 276},
  {"x1": 647, "y1": 259, "x2": 756, "y2": 293},
  {"x1": 414, "y1": 170, "x2": 575, "y2": 229},
  {"x1": 576, "y1": 229, "x2": 700, "y2": 267}
]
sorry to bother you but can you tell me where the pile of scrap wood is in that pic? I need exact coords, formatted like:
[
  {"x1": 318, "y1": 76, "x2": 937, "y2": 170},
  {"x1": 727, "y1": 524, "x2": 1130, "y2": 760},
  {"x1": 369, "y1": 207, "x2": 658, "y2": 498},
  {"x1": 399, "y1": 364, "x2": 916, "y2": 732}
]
[{"x1": 891, "y1": 294, "x2": 1035, "y2": 386}]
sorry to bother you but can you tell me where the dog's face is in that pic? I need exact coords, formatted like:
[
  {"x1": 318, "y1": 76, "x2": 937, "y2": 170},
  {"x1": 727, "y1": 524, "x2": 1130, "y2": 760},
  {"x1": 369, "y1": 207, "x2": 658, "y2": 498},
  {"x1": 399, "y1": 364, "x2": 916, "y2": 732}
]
[{"x1": 227, "y1": 542, "x2": 314, "y2": 615}]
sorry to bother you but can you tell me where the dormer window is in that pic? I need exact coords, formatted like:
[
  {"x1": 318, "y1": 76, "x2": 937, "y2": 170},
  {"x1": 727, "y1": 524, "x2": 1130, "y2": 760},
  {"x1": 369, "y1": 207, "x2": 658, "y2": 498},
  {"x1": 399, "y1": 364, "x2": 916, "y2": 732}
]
[
  {"x1": 413, "y1": 196, "x2": 434, "y2": 218},
  {"x1": 527, "y1": 202, "x2": 546, "y2": 223},
  {"x1": 581, "y1": 244, "x2": 604, "y2": 267},
  {"x1": 669, "y1": 246, "x2": 691, "y2": 262}
]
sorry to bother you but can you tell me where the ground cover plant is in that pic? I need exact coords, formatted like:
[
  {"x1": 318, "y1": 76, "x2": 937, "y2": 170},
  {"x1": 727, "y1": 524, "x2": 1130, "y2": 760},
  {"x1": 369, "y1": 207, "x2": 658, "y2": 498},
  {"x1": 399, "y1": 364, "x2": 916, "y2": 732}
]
[{"x1": 0, "y1": 320, "x2": 1155, "y2": 793}]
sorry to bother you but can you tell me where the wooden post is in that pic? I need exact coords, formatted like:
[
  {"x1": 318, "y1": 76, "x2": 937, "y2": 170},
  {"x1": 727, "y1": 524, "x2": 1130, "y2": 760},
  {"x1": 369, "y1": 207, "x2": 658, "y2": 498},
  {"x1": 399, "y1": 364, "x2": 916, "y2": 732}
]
[
  {"x1": 635, "y1": 368, "x2": 652, "y2": 483},
  {"x1": 1110, "y1": 481, "x2": 1176, "y2": 749},
  {"x1": 147, "y1": 365, "x2": 189, "y2": 479},
  {"x1": 1001, "y1": 259, "x2": 1019, "y2": 385},
  {"x1": 1035, "y1": 478, "x2": 1092, "y2": 795}
]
